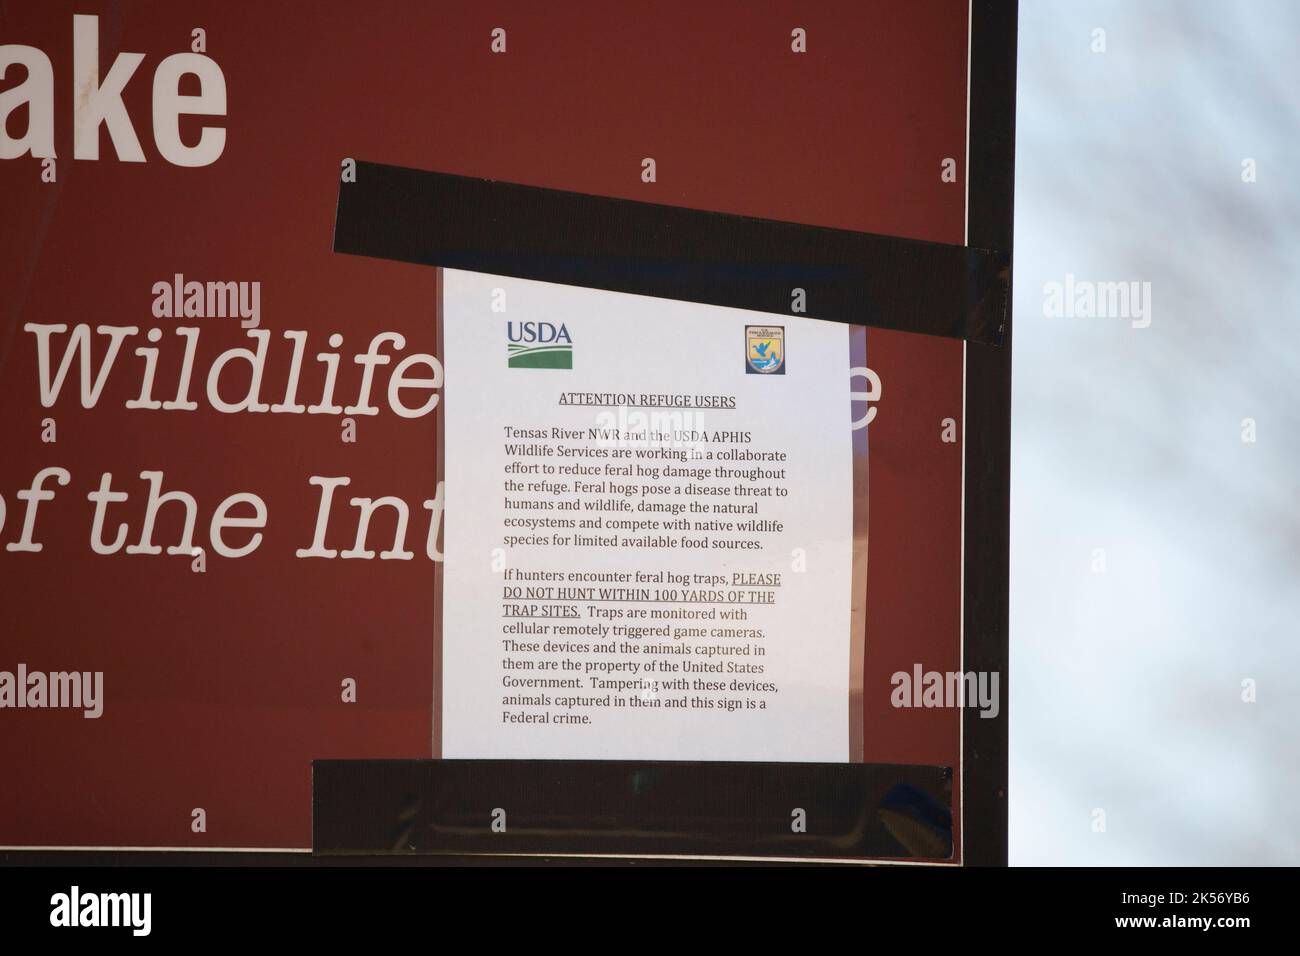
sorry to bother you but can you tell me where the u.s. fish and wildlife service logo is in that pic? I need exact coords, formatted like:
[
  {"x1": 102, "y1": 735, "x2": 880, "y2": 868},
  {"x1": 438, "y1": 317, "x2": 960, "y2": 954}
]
[
  {"x1": 745, "y1": 325, "x2": 785, "y2": 374},
  {"x1": 508, "y1": 320, "x2": 572, "y2": 369}
]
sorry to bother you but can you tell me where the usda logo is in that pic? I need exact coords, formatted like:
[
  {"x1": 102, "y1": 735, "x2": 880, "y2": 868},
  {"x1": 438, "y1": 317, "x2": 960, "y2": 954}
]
[{"x1": 507, "y1": 321, "x2": 573, "y2": 369}]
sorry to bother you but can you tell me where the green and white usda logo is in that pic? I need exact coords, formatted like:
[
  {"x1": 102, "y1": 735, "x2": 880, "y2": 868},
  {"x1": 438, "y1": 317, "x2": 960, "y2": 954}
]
[{"x1": 507, "y1": 321, "x2": 572, "y2": 369}]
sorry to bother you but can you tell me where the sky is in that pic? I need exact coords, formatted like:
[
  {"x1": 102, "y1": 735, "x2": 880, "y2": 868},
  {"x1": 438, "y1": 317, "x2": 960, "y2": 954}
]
[{"x1": 1011, "y1": 0, "x2": 1300, "y2": 865}]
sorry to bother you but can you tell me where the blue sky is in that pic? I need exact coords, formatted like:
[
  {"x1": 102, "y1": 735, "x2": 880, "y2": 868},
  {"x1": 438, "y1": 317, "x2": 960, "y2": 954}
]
[{"x1": 1011, "y1": 0, "x2": 1300, "y2": 865}]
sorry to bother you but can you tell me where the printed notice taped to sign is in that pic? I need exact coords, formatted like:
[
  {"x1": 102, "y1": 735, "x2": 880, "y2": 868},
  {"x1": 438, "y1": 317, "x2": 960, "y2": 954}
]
[{"x1": 438, "y1": 269, "x2": 868, "y2": 762}]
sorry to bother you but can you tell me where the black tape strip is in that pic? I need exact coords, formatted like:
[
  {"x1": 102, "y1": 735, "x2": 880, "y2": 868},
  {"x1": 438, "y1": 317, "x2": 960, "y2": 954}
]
[
  {"x1": 312, "y1": 759, "x2": 953, "y2": 860},
  {"x1": 333, "y1": 162, "x2": 1009, "y2": 346}
]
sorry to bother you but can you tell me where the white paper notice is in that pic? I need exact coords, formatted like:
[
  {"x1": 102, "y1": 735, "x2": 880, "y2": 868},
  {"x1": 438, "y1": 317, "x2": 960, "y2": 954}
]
[{"x1": 440, "y1": 269, "x2": 854, "y2": 761}]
